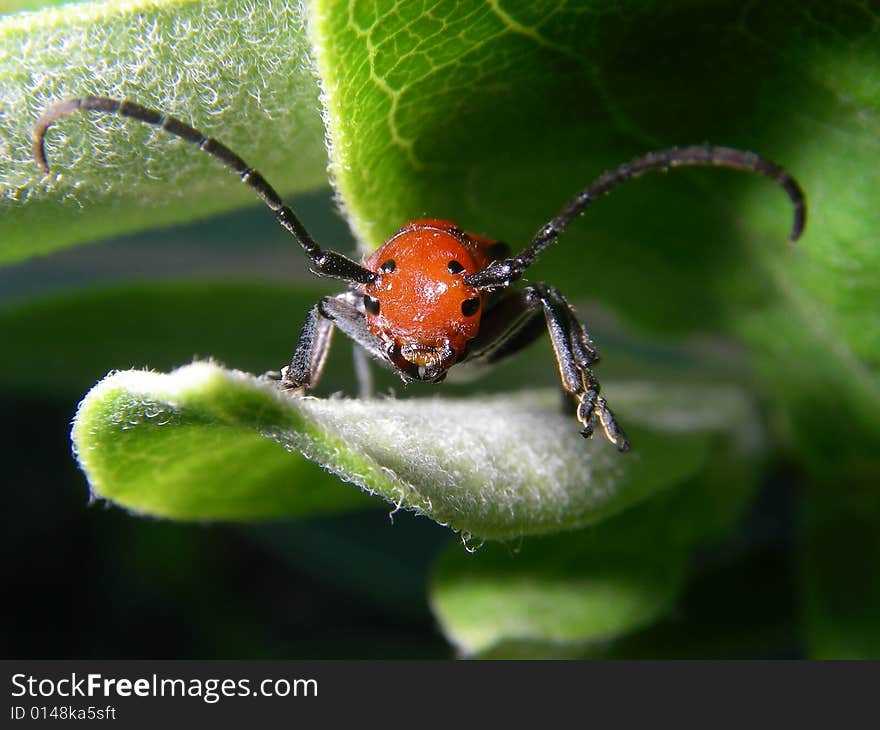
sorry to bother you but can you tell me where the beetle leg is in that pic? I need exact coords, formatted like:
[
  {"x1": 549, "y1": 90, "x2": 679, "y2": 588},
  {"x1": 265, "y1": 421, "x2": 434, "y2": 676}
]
[
  {"x1": 280, "y1": 301, "x2": 336, "y2": 392},
  {"x1": 525, "y1": 284, "x2": 629, "y2": 452},
  {"x1": 462, "y1": 286, "x2": 628, "y2": 450},
  {"x1": 281, "y1": 291, "x2": 389, "y2": 393}
]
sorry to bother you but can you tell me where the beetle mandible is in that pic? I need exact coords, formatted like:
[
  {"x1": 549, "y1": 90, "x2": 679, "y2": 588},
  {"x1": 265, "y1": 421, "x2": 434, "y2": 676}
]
[{"x1": 32, "y1": 96, "x2": 807, "y2": 452}]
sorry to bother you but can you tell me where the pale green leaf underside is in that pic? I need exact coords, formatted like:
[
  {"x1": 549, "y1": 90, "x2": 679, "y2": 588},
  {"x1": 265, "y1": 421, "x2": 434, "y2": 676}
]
[
  {"x1": 72, "y1": 361, "x2": 759, "y2": 539},
  {"x1": 0, "y1": 0, "x2": 326, "y2": 261}
]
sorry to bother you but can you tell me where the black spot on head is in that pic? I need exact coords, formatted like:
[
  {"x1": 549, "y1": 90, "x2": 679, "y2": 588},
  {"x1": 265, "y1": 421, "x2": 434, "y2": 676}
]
[
  {"x1": 447, "y1": 260, "x2": 465, "y2": 274},
  {"x1": 461, "y1": 297, "x2": 480, "y2": 317},
  {"x1": 363, "y1": 294, "x2": 381, "y2": 315},
  {"x1": 379, "y1": 259, "x2": 396, "y2": 273}
]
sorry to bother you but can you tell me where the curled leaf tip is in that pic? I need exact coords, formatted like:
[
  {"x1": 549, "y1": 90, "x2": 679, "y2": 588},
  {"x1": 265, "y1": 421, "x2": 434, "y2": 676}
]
[{"x1": 70, "y1": 361, "x2": 751, "y2": 538}]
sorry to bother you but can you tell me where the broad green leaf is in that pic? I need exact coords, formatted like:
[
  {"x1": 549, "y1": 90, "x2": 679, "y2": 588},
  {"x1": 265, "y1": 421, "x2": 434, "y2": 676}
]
[
  {"x1": 0, "y1": 0, "x2": 325, "y2": 261},
  {"x1": 72, "y1": 361, "x2": 760, "y2": 537},
  {"x1": 311, "y1": 0, "x2": 879, "y2": 471},
  {"x1": 731, "y1": 12, "x2": 880, "y2": 483}
]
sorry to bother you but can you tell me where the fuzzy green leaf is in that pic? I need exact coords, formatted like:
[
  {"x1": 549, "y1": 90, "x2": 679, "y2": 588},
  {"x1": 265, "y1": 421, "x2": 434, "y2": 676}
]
[
  {"x1": 0, "y1": 1, "x2": 82, "y2": 14},
  {"x1": 71, "y1": 361, "x2": 759, "y2": 537},
  {"x1": 0, "y1": 0, "x2": 326, "y2": 261},
  {"x1": 72, "y1": 362, "x2": 374, "y2": 520}
]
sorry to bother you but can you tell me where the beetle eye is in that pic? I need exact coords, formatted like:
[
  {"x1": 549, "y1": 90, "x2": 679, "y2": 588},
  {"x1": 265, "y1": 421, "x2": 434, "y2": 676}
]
[
  {"x1": 379, "y1": 259, "x2": 396, "y2": 273},
  {"x1": 447, "y1": 260, "x2": 465, "y2": 274},
  {"x1": 363, "y1": 294, "x2": 381, "y2": 315},
  {"x1": 461, "y1": 297, "x2": 480, "y2": 317}
]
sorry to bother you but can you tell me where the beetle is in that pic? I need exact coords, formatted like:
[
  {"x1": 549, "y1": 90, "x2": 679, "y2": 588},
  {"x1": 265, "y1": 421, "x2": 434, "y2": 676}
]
[{"x1": 32, "y1": 96, "x2": 806, "y2": 452}]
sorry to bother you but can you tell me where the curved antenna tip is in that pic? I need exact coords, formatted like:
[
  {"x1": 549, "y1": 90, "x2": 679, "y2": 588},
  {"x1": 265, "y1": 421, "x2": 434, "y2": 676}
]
[
  {"x1": 788, "y1": 201, "x2": 807, "y2": 244},
  {"x1": 31, "y1": 97, "x2": 84, "y2": 175},
  {"x1": 31, "y1": 125, "x2": 50, "y2": 174}
]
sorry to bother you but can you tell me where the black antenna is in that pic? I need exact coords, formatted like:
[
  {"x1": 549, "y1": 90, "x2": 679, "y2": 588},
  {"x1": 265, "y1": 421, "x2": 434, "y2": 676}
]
[
  {"x1": 465, "y1": 145, "x2": 806, "y2": 290},
  {"x1": 33, "y1": 95, "x2": 376, "y2": 285}
]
